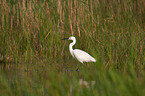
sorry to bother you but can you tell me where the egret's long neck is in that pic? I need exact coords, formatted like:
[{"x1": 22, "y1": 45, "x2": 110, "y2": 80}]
[{"x1": 69, "y1": 39, "x2": 76, "y2": 57}]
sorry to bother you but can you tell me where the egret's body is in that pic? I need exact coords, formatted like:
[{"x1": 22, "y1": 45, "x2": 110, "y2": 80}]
[{"x1": 62, "y1": 36, "x2": 96, "y2": 63}]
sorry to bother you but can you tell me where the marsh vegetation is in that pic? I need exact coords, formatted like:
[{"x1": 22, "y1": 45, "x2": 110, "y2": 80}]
[{"x1": 0, "y1": 0, "x2": 145, "y2": 95}]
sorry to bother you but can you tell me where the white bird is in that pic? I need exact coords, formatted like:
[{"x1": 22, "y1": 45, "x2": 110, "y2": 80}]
[{"x1": 62, "y1": 36, "x2": 96, "y2": 63}]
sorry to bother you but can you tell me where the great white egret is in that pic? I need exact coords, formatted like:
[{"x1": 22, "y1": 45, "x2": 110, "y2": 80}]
[{"x1": 62, "y1": 36, "x2": 96, "y2": 64}]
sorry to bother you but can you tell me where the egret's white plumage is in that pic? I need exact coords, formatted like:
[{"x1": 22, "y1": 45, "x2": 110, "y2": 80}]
[{"x1": 62, "y1": 36, "x2": 96, "y2": 63}]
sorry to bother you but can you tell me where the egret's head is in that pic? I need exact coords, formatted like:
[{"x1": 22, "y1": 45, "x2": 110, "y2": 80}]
[
  {"x1": 62, "y1": 36, "x2": 76, "y2": 41},
  {"x1": 68, "y1": 36, "x2": 75, "y2": 40}
]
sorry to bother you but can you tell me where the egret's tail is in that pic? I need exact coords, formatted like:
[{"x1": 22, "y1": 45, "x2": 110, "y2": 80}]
[{"x1": 91, "y1": 57, "x2": 96, "y2": 62}]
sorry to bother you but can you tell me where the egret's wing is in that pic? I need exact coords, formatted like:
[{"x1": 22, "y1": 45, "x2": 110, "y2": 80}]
[{"x1": 73, "y1": 49, "x2": 96, "y2": 63}]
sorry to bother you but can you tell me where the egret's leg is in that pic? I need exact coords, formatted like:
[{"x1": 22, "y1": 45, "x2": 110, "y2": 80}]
[
  {"x1": 75, "y1": 63, "x2": 79, "y2": 71},
  {"x1": 76, "y1": 67, "x2": 79, "y2": 71},
  {"x1": 76, "y1": 62, "x2": 84, "y2": 71},
  {"x1": 74, "y1": 60, "x2": 79, "y2": 71}
]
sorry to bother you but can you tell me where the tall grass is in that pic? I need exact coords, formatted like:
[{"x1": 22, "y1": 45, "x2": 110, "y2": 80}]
[{"x1": 0, "y1": 0, "x2": 145, "y2": 95}]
